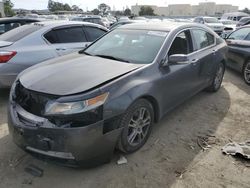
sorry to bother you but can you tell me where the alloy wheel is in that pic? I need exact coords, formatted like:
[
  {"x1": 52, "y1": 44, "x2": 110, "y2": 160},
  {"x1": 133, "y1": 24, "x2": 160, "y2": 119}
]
[{"x1": 127, "y1": 107, "x2": 151, "y2": 147}]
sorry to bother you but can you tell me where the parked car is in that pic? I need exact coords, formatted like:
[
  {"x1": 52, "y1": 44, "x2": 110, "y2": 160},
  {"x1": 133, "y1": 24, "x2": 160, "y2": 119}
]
[
  {"x1": 193, "y1": 16, "x2": 224, "y2": 35},
  {"x1": 109, "y1": 20, "x2": 147, "y2": 30},
  {"x1": 225, "y1": 26, "x2": 250, "y2": 85},
  {"x1": 0, "y1": 21, "x2": 108, "y2": 88},
  {"x1": 0, "y1": 17, "x2": 40, "y2": 35},
  {"x1": 221, "y1": 12, "x2": 249, "y2": 22},
  {"x1": 71, "y1": 16, "x2": 107, "y2": 27},
  {"x1": 220, "y1": 19, "x2": 237, "y2": 38},
  {"x1": 8, "y1": 22, "x2": 227, "y2": 167},
  {"x1": 236, "y1": 17, "x2": 250, "y2": 28}
]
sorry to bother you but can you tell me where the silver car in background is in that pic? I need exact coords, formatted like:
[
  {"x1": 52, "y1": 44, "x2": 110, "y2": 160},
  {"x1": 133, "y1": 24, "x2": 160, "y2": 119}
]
[{"x1": 0, "y1": 21, "x2": 108, "y2": 88}]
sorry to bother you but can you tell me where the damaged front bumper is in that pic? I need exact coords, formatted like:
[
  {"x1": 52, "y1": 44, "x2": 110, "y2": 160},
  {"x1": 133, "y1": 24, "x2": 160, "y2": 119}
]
[{"x1": 8, "y1": 103, "x2": 122, "y2": 167}]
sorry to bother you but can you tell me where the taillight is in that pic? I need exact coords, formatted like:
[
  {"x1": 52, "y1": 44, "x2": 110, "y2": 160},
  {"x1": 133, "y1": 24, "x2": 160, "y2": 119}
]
[{"x1": 0, "y1": 51, "x2": 17, "y2": 63}]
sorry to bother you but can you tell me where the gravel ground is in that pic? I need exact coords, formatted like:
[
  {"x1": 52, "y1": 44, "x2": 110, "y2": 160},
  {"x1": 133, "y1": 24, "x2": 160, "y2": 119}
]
[{"x1": 0, "y1": 69, "x2": 249, "y2": 188}]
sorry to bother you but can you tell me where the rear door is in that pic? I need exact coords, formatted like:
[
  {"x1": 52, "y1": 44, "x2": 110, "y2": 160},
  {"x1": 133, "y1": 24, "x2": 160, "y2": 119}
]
[
  {"x1": 43, "y1": 26, "x2": 89, "y2": 56},
  {"x1": 190, "y1": 28, "x2": 217, "y2": 86}
]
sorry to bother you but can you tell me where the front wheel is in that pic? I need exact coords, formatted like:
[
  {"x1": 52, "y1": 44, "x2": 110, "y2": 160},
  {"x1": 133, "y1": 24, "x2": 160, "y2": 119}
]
[
  {"x1": 206, "y1": 62, "x2": 225, "y2": 92},
  {"x1": 243, "y1": 61, "x2": 250, "y2": 85},
  {"x1": 117, "y1": 99, "x2": 154, "y2": 154}
]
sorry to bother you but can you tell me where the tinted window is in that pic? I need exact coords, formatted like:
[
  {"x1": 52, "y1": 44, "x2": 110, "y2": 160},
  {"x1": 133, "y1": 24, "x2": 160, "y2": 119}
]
[
  {"x1": 192, "y1": 29, "x2": 214, "y2": 50},
  {"x1": 228, "y1": 28, "x2": 250, "y2": 40},
  {"x1": 44, "y1": 27, "x2": 87, "y2": 43},
  {"x1": 85, "y1": 26, "x2": 106, "y2": 41},
  {"x1": 0, "y1": 24, "x2": 42, "y2": 42},
  {"x1": 168, "y1": 30, "x2": 193, "y2": 55}
]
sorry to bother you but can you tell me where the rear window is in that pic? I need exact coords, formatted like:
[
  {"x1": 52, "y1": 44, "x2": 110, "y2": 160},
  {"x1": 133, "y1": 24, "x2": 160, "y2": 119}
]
[
  {"x1": 0, "y1": 24, "x2": 42, "y2": 42},
  {"x1": 85, "y1": 26, "x2": 106, "y2": 41}
]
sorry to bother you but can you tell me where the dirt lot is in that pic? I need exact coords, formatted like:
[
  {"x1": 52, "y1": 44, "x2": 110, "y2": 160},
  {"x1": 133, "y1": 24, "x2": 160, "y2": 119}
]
[{"x1": 0, "y1": 69, "x2": 249, "y2": 188}]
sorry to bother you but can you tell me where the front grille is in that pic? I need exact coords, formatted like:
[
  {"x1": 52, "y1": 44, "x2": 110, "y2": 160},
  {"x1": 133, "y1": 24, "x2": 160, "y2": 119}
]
[{"x1": 14, "y1": 81, "x2": 58, "y2": 116}]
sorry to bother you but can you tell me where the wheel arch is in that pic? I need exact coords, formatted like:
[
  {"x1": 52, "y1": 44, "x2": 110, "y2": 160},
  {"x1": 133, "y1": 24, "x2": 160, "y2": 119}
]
[{"x1": 135, "y1": 95, "x2": 161, "y2": 123}]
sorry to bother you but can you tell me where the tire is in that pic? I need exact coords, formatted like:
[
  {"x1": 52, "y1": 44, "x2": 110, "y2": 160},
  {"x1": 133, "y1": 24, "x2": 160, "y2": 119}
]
[
  {"x1": 206, "y1": 62, "x2": 225, "y2": 92},
  {"x1": 117, "y1": 99, "x2": 154, "y2": 154},
  {"x1": 243, "y1": 61, "x2": 250, "y2": 85}
]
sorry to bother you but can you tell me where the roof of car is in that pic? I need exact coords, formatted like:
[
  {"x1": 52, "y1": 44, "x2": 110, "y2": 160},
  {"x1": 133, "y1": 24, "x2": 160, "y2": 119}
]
[
  {"x1": 0, "y1": 17, "x2": 40, "y2": 23},
  {"x1": 119, "y1": 22, "x2": 203, "y2": 32},
  {"x1": 33, "y1": 21, "x2": 108, "y2": 30}
]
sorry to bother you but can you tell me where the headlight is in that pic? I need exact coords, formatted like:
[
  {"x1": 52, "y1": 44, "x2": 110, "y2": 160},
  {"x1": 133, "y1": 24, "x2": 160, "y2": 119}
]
[{"x1": 45, "y1": 93, "x2": 109, "y2": 115}]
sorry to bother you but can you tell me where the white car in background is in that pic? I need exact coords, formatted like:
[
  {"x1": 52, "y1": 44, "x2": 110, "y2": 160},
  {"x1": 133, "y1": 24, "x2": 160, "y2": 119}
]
[
  {"x1": 194, "y1": 16, "x2": 225, "y2": 35},
  {"x1": 220, "y1": 19, "x2": 237, "y2": 38}
]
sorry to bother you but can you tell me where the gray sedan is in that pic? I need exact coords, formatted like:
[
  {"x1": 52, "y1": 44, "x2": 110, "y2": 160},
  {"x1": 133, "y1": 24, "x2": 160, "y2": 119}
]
[
  {"x1": 9, "y1": 23, "x2": 227, "y2": 167},
  {"x1": 0, "y1": 21, "x2": 108, "y2": 88}
]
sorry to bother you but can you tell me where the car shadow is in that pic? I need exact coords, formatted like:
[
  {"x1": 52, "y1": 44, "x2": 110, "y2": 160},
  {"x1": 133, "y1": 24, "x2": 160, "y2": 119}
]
[{"x1": 0, "y1": 87, "x2": 231, "y2": 188}]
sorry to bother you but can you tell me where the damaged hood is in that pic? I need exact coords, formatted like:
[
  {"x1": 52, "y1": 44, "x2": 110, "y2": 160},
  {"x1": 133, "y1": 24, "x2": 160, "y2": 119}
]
[{"x1": 19, "y1": 53, "x2": 144, "y2": 95}]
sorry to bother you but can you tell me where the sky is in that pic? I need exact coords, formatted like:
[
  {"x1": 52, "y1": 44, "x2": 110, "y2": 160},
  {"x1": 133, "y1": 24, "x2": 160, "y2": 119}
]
[{"x1": 12, "y1": 0, "x2": 248, "y2": 11}]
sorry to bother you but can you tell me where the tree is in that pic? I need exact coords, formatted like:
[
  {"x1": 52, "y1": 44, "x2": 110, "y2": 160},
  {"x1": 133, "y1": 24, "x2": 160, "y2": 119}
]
[
  {"x1": 72, "y1": 5, "x2": 80, "y2": 11},
  {"x1": 47, "y1": 0, "x2": 72, "y2": 12},
  {"x1": 241, "y1": 8, "x2": 250, "y2": 14},
  {"x1": 4, "y1": 0, "x2": 15, "y2": 17},
  {"x1": 124, "y1": 8, "x2": 131, "y2": 16},
  {"x1": 63, "y1": 3, "x2": 71, "y2": 11},
  {"x1": 98, "y1": 3, "x2": 111, "y2": 14},
  {"x1": 139, "y1": 6, "x2": 155, "y2": 16},
  {"x1": 92, "y1": 9, "x2": 100, "y2": 15}
]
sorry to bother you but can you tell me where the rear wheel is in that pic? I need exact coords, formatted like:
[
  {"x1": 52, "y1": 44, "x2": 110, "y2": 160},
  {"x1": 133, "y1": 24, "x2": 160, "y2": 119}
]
[
  {"x1": 206, "y1": 62, "x2": 225, "y2": 92},
  {"x1": 243, "y1": 61, "x2": 250, "y2": 85},
  {"x1": 117, "y1": 99, "x2": 154, "y2": 153}
]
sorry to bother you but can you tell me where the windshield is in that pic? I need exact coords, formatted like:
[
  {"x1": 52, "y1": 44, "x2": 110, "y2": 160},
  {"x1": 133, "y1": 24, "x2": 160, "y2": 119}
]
[
  {"x1": 84, "y1": 29, "x2": 168, "y2": 64},
  {"x1": 204, "y1": 18, "x2": 219, "y2": 23}
]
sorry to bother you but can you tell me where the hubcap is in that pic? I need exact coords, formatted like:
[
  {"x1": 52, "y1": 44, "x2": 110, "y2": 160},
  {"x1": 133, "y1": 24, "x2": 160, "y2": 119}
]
[
  {"x1": 214, "y1": 65, "x2": 224, "y2": 89},
  {"x1": 127, "y1": 107, "x2": 151, "y2": 146},
  {"x1": 244, "y1": 63, "x2": 250, "y2": 83}
]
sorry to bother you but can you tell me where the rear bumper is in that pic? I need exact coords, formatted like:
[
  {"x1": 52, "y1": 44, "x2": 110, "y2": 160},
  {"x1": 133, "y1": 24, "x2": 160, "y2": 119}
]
[{"x1": 8, "y1": 103, "x2": 122, "y2": 167}]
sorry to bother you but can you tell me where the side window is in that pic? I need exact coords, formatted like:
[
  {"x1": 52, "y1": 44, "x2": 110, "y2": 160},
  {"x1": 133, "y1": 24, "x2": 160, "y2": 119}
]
[
  {"x1": 85, "y1": 26, "x2": 106, "y2": 41},
  {"x1": 168, "y1": 30, "x2": 193, "y2": 56},
  {"x1": 44, "y1": 27, "x2": 87, "y2": 44},
  {"x1": 228, "y1": 28, "x2": 250, "y2": 40},
  {"x1": 192, "y1": 29, "x2": 214, "y2": 50}
]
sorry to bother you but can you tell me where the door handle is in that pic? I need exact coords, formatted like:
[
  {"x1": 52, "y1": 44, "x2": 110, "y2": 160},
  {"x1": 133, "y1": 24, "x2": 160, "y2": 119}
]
[
  {"x1": 56, "y1": 48, "x2": 66, "y2": 51},
  {"x1": 190, "y1": 59, "x2": 199, "y2": 65},
  {"x1": 212, "y1": 49, "x2": 217, "y2": 55}
]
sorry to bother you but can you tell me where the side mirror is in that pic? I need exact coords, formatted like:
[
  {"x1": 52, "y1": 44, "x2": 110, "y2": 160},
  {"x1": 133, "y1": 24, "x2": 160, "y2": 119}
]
[{"x1": 168, "y1": 54, "x2": 189, "y2": 63}]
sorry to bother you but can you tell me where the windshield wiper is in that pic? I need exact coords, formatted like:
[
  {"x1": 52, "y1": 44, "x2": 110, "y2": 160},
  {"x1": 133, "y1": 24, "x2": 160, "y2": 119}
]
[
  {"x1": 79, "y1": 50, "x2": 92, "y2": 56},
  {"x1": 94, "y1": 54, "x2": 130, "y2": 63}
]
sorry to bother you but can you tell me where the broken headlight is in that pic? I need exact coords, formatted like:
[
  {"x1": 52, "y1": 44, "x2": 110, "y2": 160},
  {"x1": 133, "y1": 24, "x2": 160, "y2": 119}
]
[{"x1": 45, "y1": 93, "x2": 109, "y2": 115}]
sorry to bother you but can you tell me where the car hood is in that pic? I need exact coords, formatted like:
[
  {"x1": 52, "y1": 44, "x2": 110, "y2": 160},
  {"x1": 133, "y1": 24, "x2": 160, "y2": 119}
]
[{"x1": 19, "y1": 53, "x2": 145, "y2": 96}]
